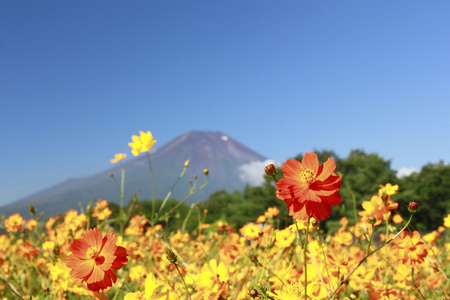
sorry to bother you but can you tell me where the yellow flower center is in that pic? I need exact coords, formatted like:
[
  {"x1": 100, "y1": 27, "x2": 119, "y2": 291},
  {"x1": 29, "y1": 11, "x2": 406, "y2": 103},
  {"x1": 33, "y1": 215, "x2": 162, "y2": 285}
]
[
  {"x1": 300, "y1": 169, "x2": 315, "y2": 183},
  {"x1": 87, "y1": 247, "x2": 98, "y2": 259}
]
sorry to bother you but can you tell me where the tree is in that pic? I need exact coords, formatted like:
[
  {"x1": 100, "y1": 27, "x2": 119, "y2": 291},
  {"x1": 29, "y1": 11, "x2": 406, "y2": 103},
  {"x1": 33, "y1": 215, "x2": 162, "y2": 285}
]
[{"x1": 396, "y1": 161, "x2": 450, "y2": 231}]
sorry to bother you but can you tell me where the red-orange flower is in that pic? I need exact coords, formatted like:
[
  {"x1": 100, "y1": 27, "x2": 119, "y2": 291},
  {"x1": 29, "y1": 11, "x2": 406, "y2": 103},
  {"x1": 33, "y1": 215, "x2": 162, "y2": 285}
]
[
  {"x1": 65, "y1": 228, "x2": 128, "y2": 292},
  {"x1": 276, "y1": 152, "x2": 342, "y2": 220},
  {"x1": 392, "y1": 230, "x2": 428, "y2": 266}
]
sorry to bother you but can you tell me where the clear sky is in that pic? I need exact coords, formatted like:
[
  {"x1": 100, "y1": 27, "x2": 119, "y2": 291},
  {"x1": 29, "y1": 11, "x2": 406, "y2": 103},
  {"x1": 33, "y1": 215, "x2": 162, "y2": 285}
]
[{"x1": 1, "y1": 1, "x2": 449, "y2": 207}]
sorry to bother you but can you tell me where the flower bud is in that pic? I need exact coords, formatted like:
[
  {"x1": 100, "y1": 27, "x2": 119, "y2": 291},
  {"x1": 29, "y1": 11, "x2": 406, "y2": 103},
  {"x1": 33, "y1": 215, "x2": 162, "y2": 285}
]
[
  {"x1": 29, "y1": 204, "x2": 36, "y2": 216},
  {"x1": 408, "y1": 202, "x2": 419, "y2": 213},
  {"x1": 184, "y1": 159, "x2": 190, "y2": 167},
  {"x1": 264, "y1": 164, "x2": 277, "y2": 177},
  {"x1": 165, "y1": 247, "x2": 178, "y2": 264},
  {"x1": 203, "y1": 168, "x2": 209, "y2": 175},
  {"x1": 368, "y1": 215, "x2": 377, "y2": 225},
  {"x1": 249, "y1": 288, "x2": 259, "y2": 297},
  {"x1": 109, "y1": 173, "x2": 114, "y2": 177}
]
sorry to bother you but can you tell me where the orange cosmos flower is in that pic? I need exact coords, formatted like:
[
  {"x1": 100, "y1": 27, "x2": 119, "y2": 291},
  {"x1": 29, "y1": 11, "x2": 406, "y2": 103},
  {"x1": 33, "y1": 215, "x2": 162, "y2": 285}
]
[
  {"x1": 65, "y1": 228, "x2": 128, "y2": 292},
  {"x1": 358, "y1": 195, "x2": 398, "y2": 225},
  {"x1": 276, "y1": 152, "x2": 342, "y2": 220},
  {"x1": 392, "y1": 230, "x2": 428, "y2": 266}
]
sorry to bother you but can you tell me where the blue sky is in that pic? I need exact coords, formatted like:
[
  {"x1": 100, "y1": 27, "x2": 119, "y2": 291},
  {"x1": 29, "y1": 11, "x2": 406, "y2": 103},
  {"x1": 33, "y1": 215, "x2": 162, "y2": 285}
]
[{"x1": 1, "y1": 1, "x2": 449, "y2": 207}]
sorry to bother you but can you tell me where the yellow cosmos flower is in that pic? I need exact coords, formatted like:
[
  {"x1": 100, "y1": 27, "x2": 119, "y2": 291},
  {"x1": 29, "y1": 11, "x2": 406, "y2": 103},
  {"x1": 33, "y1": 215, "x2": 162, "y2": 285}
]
[
  {"x1": 288, "y1": 217, "x2": 318, "y2": 232},
  {"x1": 264, "y1": 207, "x2": 280, "y2": 219},
  {"x1": 91, "y1": 200, "x2": 112, "y2": 221},
  {"x1": 239, "y1": 222, "x2": 260, "y2": 240},
  {"x1": 443, "y1": 213, "x2": 450, "y2": 228},
  {"x1": 110, "y1": 153, "x2": 127, "y2": 164},
  {"x1": 128, "y1": 131, "x2": 157, "y2": 156},
  {"x1": 128, "y1": 265, "x2": 146, "y2": 283},
  {"x1": 195, "y1": 259, "x2": 229, "y2": 292},
  {"x1": 275, "y1": 228, "x2": 295, "y2": 248},
  {"x1": 25, "y1": 219, "x2": 38, "y2": 231},
  {"x1": 4, "y1": 213, "x2": 25, "y2": 233},
  {"x1": 125, "y1": 215, "x2": 148, "y2": 236},
  {"x1": 392, "y1": 214, "x2": 403, "y2": 224},
  {"x1": 378, "y1": 183, "x2": 399, "y2": 197}
]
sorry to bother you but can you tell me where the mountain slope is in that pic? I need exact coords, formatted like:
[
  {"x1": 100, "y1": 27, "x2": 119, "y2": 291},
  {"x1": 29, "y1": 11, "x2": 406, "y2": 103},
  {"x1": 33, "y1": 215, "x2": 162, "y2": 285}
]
[{"x1": 1, "y1": 131, "x2": 268, "y2": 217}]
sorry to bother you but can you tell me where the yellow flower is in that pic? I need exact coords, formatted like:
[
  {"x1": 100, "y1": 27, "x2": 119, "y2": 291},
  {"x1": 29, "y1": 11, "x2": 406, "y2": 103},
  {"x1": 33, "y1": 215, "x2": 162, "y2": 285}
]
[
  {"x1": 443, "y1": 213, "x2": 450, "y2": 228},
  {"x1": 124, "y1": 273, "x2": 170, "y2": 300},
  {"x1": 25, "y1": 219, "x2": 38, "y2": 231},
  {"x1": 91, "y1": 200, "x2": 112, "y2": 221},
  {"x1": 256, "y1": 215, "x2": 267, "y2": 224},
  {"x1": 144, "y1": 273, "x2": 169, "y2": 299},
  {"x1": 110, "y1": 153, "x2": 127, "y2": 164},
  {"x1": 128, "y1": 265, "x2": 146, "y2": 283},
  {"x1": 275, "y1": 228, "x2": 295, "y2": 248},
  {"x1": 264, "y1": 207, "x2": 280, "y2": 219},
  {"x1": 125, "y1": 215, "x2": 148, "y2": 236},
  {"x1": 128, "y1": 131, "x2": 156, "y2": 156},
  {"x1": 195, "y1": 259, "x2": 229, "y2": 292},
  {"x1": 4, "y1": 213, "x2": 25, "y2": 233},
  {"x1": 239, "y1": 222, "x2": 260, "y2": 240},
  {"x1": 378, "y1": 183, "x2": 399, "y2": 197},
  {"x1": 288, "y1": 217, "x2": 318, "y2": 232},
  {"x1": 392, "y1": 214, "x2": 403, "y2": 224}
]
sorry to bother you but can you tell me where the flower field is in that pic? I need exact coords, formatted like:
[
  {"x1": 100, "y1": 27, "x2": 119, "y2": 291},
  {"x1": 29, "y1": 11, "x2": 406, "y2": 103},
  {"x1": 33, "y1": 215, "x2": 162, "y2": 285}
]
[{"x1": 1, "y1": 131, "x2": 449, "y2": 299}]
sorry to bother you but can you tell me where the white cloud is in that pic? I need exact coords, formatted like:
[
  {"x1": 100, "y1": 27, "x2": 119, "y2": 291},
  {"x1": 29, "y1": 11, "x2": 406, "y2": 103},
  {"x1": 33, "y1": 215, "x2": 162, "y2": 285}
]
[
  {"x1": 238, "y1": 159, "x2": 280, "y2": 186},
  {"x1": 396, "y1": 167, "x2": 418, "y2": 178}
]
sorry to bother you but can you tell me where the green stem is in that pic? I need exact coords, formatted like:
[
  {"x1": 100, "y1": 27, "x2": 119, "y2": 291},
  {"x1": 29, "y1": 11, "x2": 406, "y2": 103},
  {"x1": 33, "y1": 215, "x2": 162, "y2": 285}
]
[
  {"x1": 304, "y1": 215, "x2": 312, "y2": 300},
  {"x1": 161, "y1": 175, "x2": 208, "y2": 219},
  {"x1": 181, "y1": 204, "x2": 195, "y2": 234},
  {"x1": 119, "y1": 163, "x2": 125, "y2": 236},
  {"x1": 366, "y1": 224, "x2": 375, "y2": 256},
  {"x1": 158, "y1": 164, "x2": 188, "y2": 214},
  {"x1": 174, "y1": 264, "x2": 191, "y2": 300},
  {"x1": 146, "y1": 152, "x2": 156, "y2": 222},
  {"x1": 384, "y1": 204, "x2": 389, "y2": 286},
  {"x1": 258, "y1": 245, "x2": 271, "y2": 283},
  {"x1": 0, "y1": 273, "x2": 22, "y2": 298},
  {"x1": 411, "y1": 267, "x2": 426, "y2": 300}
]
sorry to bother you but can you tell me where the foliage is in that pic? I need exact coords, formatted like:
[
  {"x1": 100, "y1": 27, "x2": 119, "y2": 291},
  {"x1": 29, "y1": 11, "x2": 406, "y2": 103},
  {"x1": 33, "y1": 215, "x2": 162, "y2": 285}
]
[{"x1": 396, "y1": 161, "x2": 450, "y2": 231}]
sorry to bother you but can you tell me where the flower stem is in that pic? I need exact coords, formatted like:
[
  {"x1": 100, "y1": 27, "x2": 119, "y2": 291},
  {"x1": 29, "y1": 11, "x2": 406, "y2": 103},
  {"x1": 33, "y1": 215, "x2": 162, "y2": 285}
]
[
  {"x1": 304, "y1": 215, "x2": 312, "y2": 300},
  {"x1": 174, "y1": 264, "x2": 191, "y2": 300},
  {"x1": 146, "y1": 152, "x2": 156, "y2": 222},
  {"x1": 158, "y1": 163, "x2": 188, "y2": 214},
  {"x1": 366, "y1": 224, "x2": 375, "y2": 256},
  {"x1": 119, "y1": 163, "x2": 125, "y2": 236},
  {"x1": 384, "y1": 204, "x2": 389, "y2": 286},
  {"x1": 258, "y1": 244, "x2": 271, "y2": 283}
]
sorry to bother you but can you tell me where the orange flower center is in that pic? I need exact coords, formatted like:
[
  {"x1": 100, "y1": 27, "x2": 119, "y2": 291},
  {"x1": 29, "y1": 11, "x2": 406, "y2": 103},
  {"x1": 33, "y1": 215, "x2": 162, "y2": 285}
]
[
  {"x1": 87, "y1": 247, "x2": 98, "y2": 259},
  {"x1": 87, "y1": 247, "x2": 106, "y2": 265},
  {"x1": 300, "y1": 169, "x2": 315, "y2": 183}
]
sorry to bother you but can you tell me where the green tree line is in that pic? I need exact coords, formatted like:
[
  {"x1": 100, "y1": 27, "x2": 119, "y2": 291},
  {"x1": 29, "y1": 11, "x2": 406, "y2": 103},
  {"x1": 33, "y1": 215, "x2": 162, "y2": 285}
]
[{"x1": 113, "y1": 149, "x2": 449, "y2": 233}]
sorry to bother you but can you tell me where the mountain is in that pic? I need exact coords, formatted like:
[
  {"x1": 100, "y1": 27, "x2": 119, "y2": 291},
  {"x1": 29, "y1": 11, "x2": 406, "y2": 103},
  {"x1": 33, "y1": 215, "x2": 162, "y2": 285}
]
[{"x1": 0, "y1": 131, "x2": 269, "y2": 218}]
